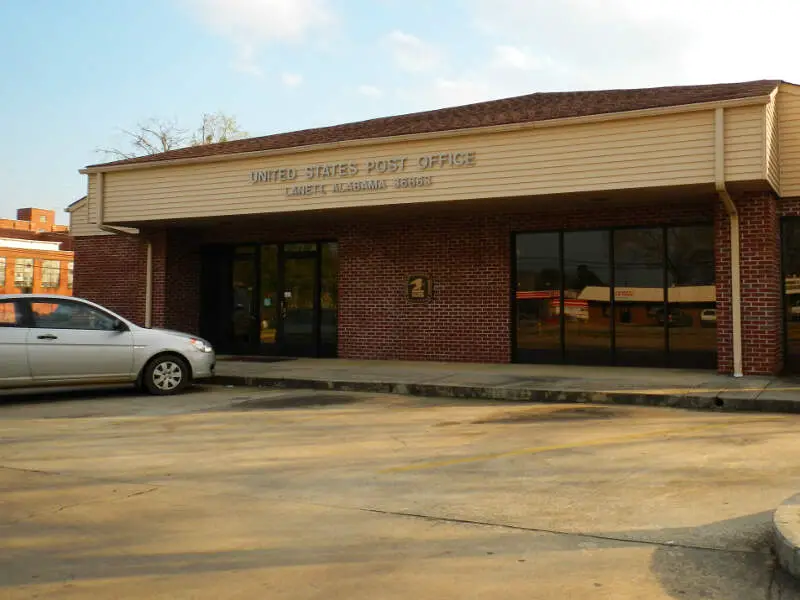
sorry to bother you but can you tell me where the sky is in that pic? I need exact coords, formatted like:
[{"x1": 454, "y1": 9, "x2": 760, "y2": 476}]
[{"x1": 1, "y1": 0, "x2": 799, "y2": 224}]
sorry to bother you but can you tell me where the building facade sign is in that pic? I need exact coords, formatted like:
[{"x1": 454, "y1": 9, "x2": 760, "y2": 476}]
[
  {"x1": 249, "y1": 151, "x2": 476, "y2": 197},
  {"x1": 407, "y1": 275, "x2": 433, "y2": 301}
]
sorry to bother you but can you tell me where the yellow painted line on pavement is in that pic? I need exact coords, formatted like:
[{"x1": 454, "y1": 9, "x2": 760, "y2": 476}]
[{"x1": 380, "y1": 418, "x2": 786, "y2": 473}]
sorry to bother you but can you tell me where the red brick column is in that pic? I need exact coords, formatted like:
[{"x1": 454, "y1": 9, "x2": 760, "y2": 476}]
[
  {"x1": 714, "y1": 199, "x2": 733, "y2": 374},
  {"x1": 716, "y1": 192, "x2": 783, "y2": 375},
  {"x1": 164, "y1": 230, "x2": 202, "y2": 335},
  {"x1": 148, "y1": 230, "x2": 168, "y2": 329}
]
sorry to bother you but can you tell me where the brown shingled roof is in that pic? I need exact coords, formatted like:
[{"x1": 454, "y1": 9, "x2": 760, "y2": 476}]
[{"x1": 88, "y1": 79, "x2": 782, "y2": 169}]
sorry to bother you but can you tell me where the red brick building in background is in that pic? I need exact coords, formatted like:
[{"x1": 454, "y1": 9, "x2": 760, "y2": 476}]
[
  {"x1": 0, "y1": 208, "x2": 73, "y2": 296},
  {"x1": 67, "y1": 79, "x2": 800, "y2": 376}
]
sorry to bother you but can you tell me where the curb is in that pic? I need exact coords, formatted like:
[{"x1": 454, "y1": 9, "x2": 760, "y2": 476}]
[
  {"x1": 774, "y1": 493, "x2": 800, "y2": 578},
  {"x1": 210, "y1": 375, "x2": 800, "y2": 414}
]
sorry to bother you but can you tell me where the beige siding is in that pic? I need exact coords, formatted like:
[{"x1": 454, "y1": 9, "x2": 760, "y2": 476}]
[
  {"x1": 98, "y1": 108, "x2": 768, "y2": 224},
  {"x1": 724, "y1": 104, "x2": 765, "y2": 182},
  {"x1": 69, "y1": 175, "x2": 112, "y2": 237},
  {"x1": 766, "y1": 94, "x2": 780, "y2": 192},
  {"x1": 779, "y1": 84, "x2": 800, "y2": 196}
]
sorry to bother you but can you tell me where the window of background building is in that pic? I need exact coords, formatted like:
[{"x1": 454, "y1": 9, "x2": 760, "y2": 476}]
[
  {"x1": 41, "y1": 260, "x2": 61, "y2": 288},
  {"x1": 14, "y1": 258, "x2": 33, "y2": 289},
  {"x1": 39, "y1": 215, "x2": 47, "y2": 223},
  {"x1": 0, "y1": 257, "x2": 5, "y2": 287},
  {"x1": 68, "y1": 261, "x2": 74, "y2": 289}
]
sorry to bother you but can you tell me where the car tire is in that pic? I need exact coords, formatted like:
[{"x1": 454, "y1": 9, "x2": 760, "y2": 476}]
[{"x1": 143, "y1": 355, "x2": 190, "y2": 396}]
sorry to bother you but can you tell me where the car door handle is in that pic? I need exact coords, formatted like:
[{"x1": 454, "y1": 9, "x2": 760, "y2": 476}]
[{"x1": 37, "y1": 334, "x2": 58, "y2": 340}]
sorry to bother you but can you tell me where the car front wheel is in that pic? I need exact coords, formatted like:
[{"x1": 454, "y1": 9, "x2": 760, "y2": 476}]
[{"x1": 143, "y1": 355, "x2": 190, "y2": 395}]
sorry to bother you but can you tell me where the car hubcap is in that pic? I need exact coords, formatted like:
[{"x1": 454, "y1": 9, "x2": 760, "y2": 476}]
[{"x1": 152, "y1": 361, "x2": 183, "y2": 391}]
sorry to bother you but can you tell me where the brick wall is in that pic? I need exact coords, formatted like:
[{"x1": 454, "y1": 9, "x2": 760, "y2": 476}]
[
  {"x1": 75, "y1": 200, "x2": 728, "y2": 366},
  {"x1": 138, "y1": 201, "x2": 713, "y2": 363},
  {"x1": 164, "y1": 230, "x2": 201, "y2": 335},
  {"x1": 714, "y1": 200, "x2": 733, "y2": 373},
  {"x1": 715, "y1": 192, "x2": 784, "y2": 376},
  {"x1": 738, "y1": 193, "x2": 782, "y2": 375},
  {"x1": 73, "y1": 235, "x2": 147, "y2": 325}
]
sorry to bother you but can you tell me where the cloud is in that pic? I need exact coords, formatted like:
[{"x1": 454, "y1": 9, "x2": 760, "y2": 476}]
[
  {"x1": 468, "y1": 0, "x2": 800, "y2": 89},
  {"x1": 384, "y1": 30, "x2": 444, "y2": 73},
  {"x1": 491, "y1": 45, "x2": 552, "y2": 71},
  {"x1": 281, "y1": 73, "x2": 304, "y2": 87},
  {"x1": 232, "y1": 43, "x2": 263, "y2": 77},
  {"x1": 357, "y1": 84, "x2": 383, "y2": 98},
  {"x1": 188, "y1": 0, "x2": 335, "y2": 43},
  {"x1": 185, "y1": 0, "x2": 337, "y2": 75}
]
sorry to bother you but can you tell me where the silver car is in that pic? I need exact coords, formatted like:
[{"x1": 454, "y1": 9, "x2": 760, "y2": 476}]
[{"x1": 0, "y1": 294, "x2": 215, "y2": 395}]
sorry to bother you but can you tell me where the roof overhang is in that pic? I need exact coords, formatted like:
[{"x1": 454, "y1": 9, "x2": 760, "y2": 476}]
[
  {"x1": 65, "y1": 195, "x2": 87, "y2": 212},
  {"x1": 79, "y1": 94, "x2": 774, "y2": 176}
]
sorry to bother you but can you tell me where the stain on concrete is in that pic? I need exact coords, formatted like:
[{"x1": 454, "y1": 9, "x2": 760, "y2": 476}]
[
  {"x1": 229, "y1": 393, "x2": 362, "y2": 410},
  {"x1": 473, "y1": 406, "x2": 624, "y2": 424}
]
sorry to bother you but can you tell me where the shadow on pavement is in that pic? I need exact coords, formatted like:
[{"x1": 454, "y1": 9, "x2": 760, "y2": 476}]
[
  {"x1": 642, "y1": 511, "x2": 800, "y2": 599},
  {"x1": 0, "y1": 385, "x2": 139, "y2": 405},
  {"x1": 0, "y1": 384, "x2": 209, "y2": 406}
]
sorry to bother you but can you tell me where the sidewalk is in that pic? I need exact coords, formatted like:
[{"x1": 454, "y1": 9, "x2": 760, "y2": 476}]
[{"x1": 212, "y1": 358, "x2": 800, "y2": 413}]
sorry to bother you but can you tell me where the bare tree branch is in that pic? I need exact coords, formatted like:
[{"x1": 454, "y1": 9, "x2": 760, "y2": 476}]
[{"x1": 96, "y1": 113, "x2": 244, "y2": 160}]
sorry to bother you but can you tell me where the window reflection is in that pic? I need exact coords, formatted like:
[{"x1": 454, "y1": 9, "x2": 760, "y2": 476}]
[
  {"x1": 784, "y1": 219, "x2": 800, "y2": 371},
  {"x1": 614, "y1": 228, "x2": 666, "y2": 366},
  {"x1": 515, "y1": 233, "x2": 561, "y2": 362},
  {"x1": 514, "y1": 224, "x2": 716, "y2": 369},
  {"x1": 667, "y1": 226, "x2": 716, "y2": 368},
  {"x1": 321, "y1": 242, "x2": 339, "y2": 356},
  {"x1": 232, "y1": 247, "x2": 257, "y2": 350},
  {"x1": 563, "y1": 231, "x2": 611, "y2": 364},
  {"x1": 259, "y1": 245, "x2": 279, "y2": 348}
]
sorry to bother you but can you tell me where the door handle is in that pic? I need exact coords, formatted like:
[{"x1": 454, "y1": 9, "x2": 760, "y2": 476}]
[{"x1": 37, "y1": 334, "x2": 58, "y2": 340}]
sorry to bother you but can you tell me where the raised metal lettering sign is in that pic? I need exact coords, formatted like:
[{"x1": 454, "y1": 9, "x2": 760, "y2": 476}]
[{"x1": 249, "y1": 151, "x2": 476, "y2": 197}]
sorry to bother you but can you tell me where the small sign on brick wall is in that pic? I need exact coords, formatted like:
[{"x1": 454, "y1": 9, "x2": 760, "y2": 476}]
[{"x1": 407, "y1": 275, "x2": 433, "y2": 301}]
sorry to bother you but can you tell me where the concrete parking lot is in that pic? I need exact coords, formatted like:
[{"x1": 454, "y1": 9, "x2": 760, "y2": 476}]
[{"x1": 3, "y1": 385, "x2": 800, "y2": 599}]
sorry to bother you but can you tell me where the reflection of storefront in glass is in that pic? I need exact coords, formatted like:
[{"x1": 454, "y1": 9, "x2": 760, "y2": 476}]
[
  {"x1": 514, "y1": 224, "x2": 716, "y2": 368},
  {"x1": 782, "y1": 220, "x2": 800, "y2": 372}
]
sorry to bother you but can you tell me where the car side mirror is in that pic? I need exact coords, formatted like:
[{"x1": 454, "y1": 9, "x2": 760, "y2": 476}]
[{"x1": 112, "y1": 319, "x2": 127, "y2": 332}]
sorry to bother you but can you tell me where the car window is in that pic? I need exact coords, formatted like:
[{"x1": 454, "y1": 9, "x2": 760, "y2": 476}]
[
  {"x1": 0, "y1": 300, "x2": 23, "y2": 327},
  {"x1": 30, "y1": 301, "x2": 117, "y2": 331}
]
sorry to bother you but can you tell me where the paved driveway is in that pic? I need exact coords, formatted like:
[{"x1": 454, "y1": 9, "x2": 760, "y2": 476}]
[{"x1": 2, "y1": 386, "x2": 800, "y2": 599}]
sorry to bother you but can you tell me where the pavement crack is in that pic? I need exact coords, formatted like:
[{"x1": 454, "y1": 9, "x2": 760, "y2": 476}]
[
  {"x1": 0, "y1": 465, "x2": 61, "y2": 476},
  {"x1": 125, "y1": 487, "x2": 158, "y2": 499},
  {"x1": 356, "y1": 507, "x2": 767, "y2": 556}
]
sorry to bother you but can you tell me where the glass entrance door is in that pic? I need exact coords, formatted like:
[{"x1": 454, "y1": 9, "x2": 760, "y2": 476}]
[
  {"x1": 231, "y1": 246, "x2": 259, "y2": 354},
  {"x1": 201, "y1": 241, "x2": 338, "y2": 357},
  {"x1": 281, "y1": 254, "x2": 317, "y2": 357}
]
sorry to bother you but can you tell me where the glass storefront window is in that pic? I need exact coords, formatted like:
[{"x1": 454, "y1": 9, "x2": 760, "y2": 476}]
[
  {"x1": 515, "y1": 232, "x2": 561, "y2": 363},
  {"x1": 783, "y1": 219, "x2": 800, "y2": 371},
  {"x1": 667, "y1": 225, "x2": 716, "y2": 368},
  {"x1": 613, "y1": 228, "x2": 665, "y2": 367},
  {"x1": 514, "y1": 224, "x2": 716, "y2": 368},
  {"x1": 563, "y1": 230, "x2": 611, "y2": 364}
]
